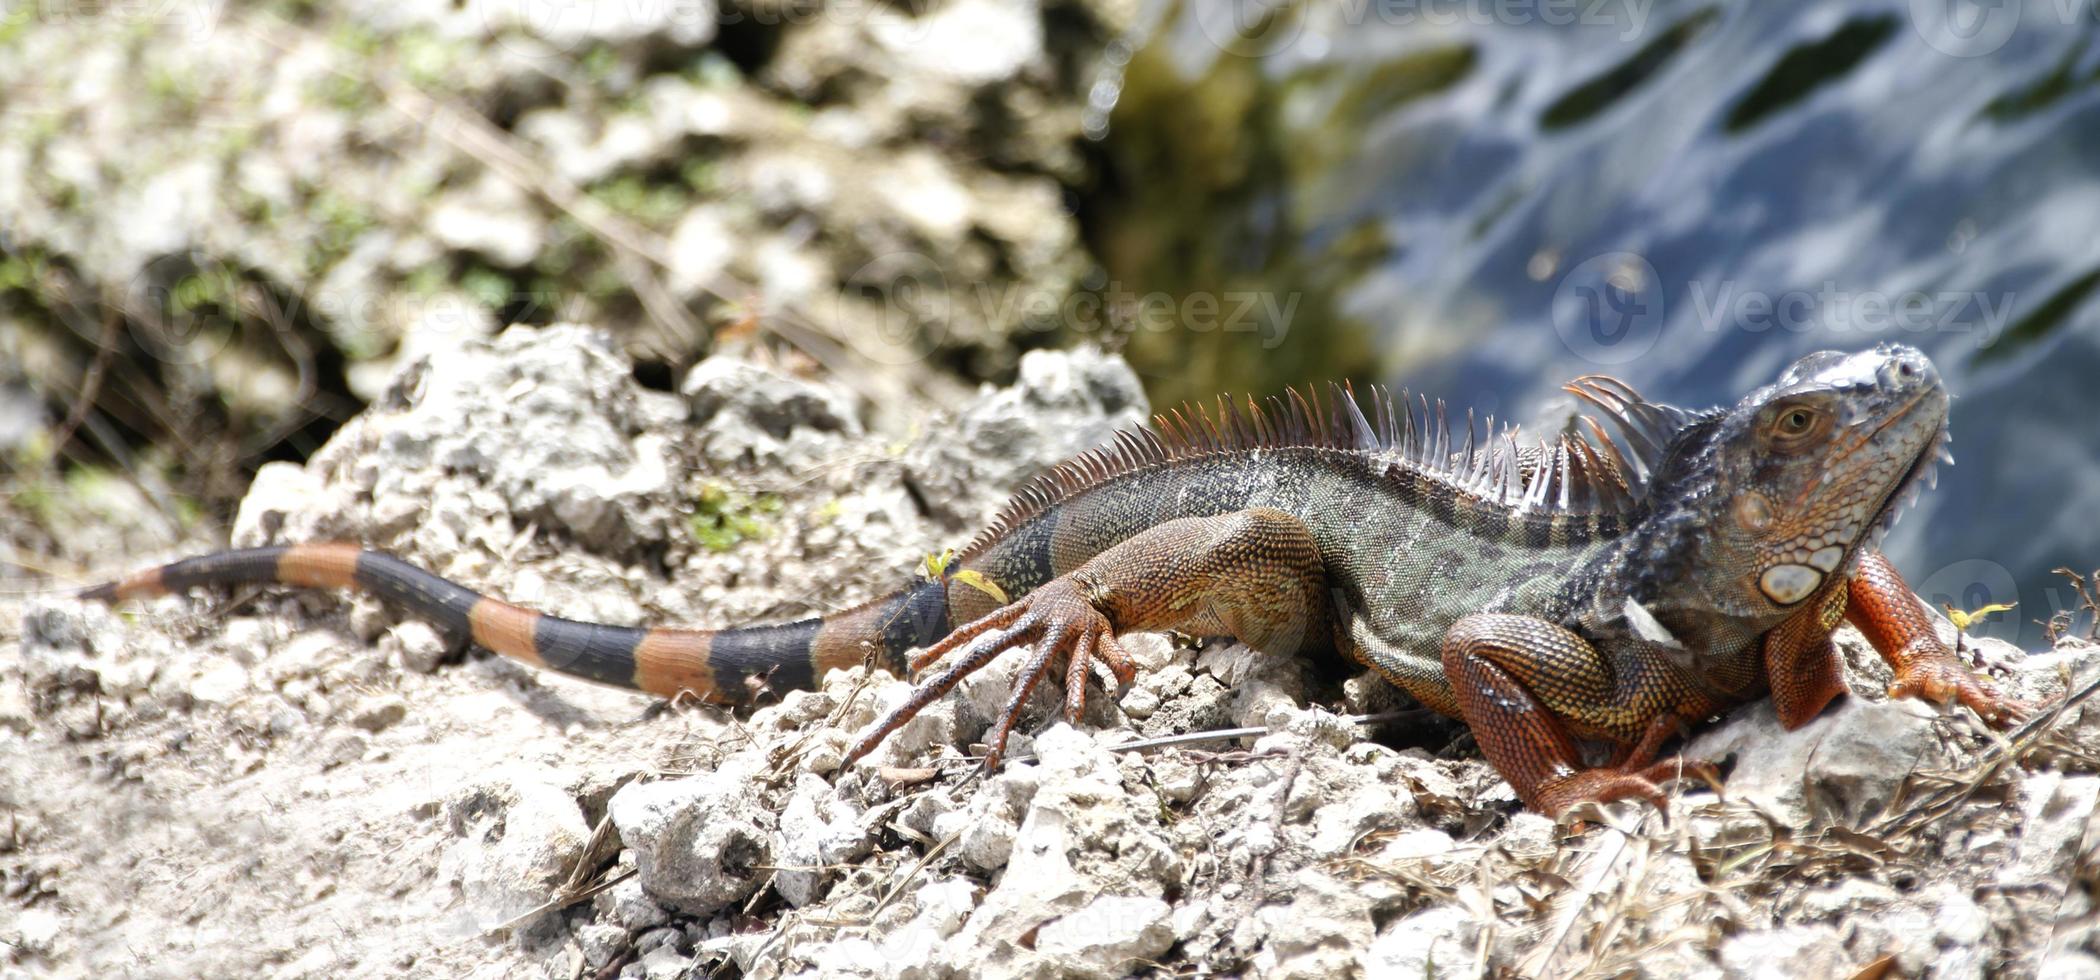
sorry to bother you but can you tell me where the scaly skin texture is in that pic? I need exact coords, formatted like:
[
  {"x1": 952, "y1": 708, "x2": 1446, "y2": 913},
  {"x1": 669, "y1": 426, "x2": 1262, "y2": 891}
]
[{"x1": 80, "y1": 345, "x2": 2030, "y2": 817}]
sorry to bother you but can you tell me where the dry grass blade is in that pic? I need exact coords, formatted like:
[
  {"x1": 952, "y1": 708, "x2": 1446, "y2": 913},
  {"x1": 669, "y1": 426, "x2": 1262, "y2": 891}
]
[
  {"x1": 999, "y1": 710, "x2": 1430, "y2": 766},
  {"x1": 1868, "y1": 667, "x2": 2100, "y2": 842},
  {"x1": 791, "y1": 828, "x2": 964, "y2": 928},
  {"x1": 1525, "y1": 825, "x2": 1632, "y2": 978},
  {"x1": 490, "y1": 814, "x2": 630, "y2": 934}
]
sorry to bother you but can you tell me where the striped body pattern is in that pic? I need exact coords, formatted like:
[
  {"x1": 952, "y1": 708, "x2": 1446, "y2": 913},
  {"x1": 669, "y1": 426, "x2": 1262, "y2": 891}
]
[{"x1": 83, "y1": 345, "x2": 2032, "y2": 816}]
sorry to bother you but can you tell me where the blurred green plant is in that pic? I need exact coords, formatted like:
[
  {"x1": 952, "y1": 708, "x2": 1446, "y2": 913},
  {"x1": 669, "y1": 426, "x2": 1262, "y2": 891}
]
[{"x1": 687, "y1": 481, "x2": 783, "y2": 552}]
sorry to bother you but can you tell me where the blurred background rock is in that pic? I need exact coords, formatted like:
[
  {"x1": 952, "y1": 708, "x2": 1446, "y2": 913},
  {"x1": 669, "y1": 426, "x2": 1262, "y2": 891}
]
[{"x1": 3, "y1": 0, "x2": 2096, "y2": 644}]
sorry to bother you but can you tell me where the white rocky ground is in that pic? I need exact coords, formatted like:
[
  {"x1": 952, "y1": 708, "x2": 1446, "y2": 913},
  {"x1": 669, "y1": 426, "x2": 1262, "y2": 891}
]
[
  {"x1": 4, "y1": 328, "x2": 2097, "y2": 978},
  {"x1": 0, "y1": 0, "x2": 1131, "y2": 470}
]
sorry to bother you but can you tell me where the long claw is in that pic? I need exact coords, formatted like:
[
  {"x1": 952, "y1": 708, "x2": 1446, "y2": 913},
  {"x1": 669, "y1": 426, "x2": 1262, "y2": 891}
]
[
  {"x1": 842, "y1": 579, "x2": 1145, "y2": 773},
  {"x1": 1063, "y1": 628, "x2": 1098, "y2": 725},
  {"x1": 1535, "y1": 755, "x2": 1717, "y2": 819},
  {"x1": 911, "y1": 603, "x2": 1025, "y2": 671},
  {"x1": 1632, "y1": 755, "x2": 1721, "y2": 790},
  {"x1": 1094, "y1": 630, "x2": 1138, "y2": 685},
  {"x1": 1538, "y1": 771, "x2": 1670, "y2": 818},
  {"x1": 984, "y1": 636, "x2": 1061, "y2": 767},
  {"x1": 844, "y1": 628, "x2": 1015, "y2": 768}
]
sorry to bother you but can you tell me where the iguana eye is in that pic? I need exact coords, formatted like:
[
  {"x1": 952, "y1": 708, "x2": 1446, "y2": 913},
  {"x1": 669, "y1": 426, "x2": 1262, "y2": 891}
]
[{"x1": 1768, "y1": 404, "x2": 1828, "y2": 449}]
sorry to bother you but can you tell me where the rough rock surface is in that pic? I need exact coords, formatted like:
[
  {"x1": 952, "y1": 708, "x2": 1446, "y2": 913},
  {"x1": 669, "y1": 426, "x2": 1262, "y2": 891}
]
[
  {"x1": 4, "y1": 329, "x2": 2097, "y2": 978},
  {"x1": 0, "y1": 0, "x2": 1131, "y2": 503}
]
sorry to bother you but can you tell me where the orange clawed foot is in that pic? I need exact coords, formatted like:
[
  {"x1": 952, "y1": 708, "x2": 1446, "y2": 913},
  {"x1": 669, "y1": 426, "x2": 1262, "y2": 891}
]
[
  {"x1": 1533, "y1": 756, "x2": 1721, "y2": 820},
  {"x1": 841, "y1": 578, "x2": 1139, "y2": 770},
  {"x1": 1888, "y1": 656, "x2": 2033, "y2": 728}
]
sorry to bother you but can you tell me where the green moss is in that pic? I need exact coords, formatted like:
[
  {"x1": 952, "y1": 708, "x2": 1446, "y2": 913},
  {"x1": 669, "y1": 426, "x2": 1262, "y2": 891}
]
[
  {"x1": 589, "y1": 174, "x2": 693, "y2": 228},
  {"x1": 687, "y1": 481, "x2": 784, "y2": 552},
  {"x1": 309, "y1": 189, "x2": 377, "y2": 269},
  {"x1": 171, "y1": 494, "x2": 204, "y2": 530},
  {"x1": 213, "y1": 123, "x2": 261, "y2": 160},
  {"x1": 405, "y1": 264, "x2": 449, "y2": 298},
  {"x1": 399, "y1": 30, "x2": 465, "y2": 89},
  {"x1": 13, "y1": 481, "x2": 54, "y2": 525},
  {"x1": 170, "y1": 266, "x2": 238, "y2": 315},
  {"x1": 329, "y1": 21, "x2": 384, "y2": 59},
  {"x1": 311, "y1": 71, "x2": 376, "y2": 112},
  {"x1": 579, "y1": 44, "x2": 620, "y2": 84},
  {"x1": 0, "y1": 249, "x2": 42, "y2": 295},
  {"x1": 460, "y1": 266, "x2": 516, "y2": 311},
  {"x1": 0, "y1": 11, "x2": 28, "y2": 48},
  {"x1": 681, "y1": 159, "x2": 720, "y2": 195},
  {"x1": 146, "y1": 65, "x2": 207, "y2": 114}
]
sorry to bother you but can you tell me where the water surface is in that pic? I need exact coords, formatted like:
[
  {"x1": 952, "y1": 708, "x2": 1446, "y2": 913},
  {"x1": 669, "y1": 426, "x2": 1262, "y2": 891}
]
[{"x1": 1095, "y1": 0, "x2": 2100, "y2": 645}]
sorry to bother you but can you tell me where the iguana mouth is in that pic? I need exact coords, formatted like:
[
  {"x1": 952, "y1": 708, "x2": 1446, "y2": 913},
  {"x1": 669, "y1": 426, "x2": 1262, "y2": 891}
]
[{"x1": 1862, "y1": 418, "x2": 1950, "y2": 554}]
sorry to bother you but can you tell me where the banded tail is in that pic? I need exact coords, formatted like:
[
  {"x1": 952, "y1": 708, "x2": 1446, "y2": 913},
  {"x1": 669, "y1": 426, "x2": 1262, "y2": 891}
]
[{"x1": 79, "y1": 543, "x2": 951, "y2": 704}]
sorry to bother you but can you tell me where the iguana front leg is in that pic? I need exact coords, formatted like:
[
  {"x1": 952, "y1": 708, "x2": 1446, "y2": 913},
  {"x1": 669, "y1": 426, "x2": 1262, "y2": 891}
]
[
  {"x1": 843, "y1": 507, "x2": 1331, "y2": 767},
  {"x1": 1441, "y1": 614, "x2": 1714, "y2": 816},
  {"x1": 1847, "y1": 551, "x2": 2028, "y2": 726}
]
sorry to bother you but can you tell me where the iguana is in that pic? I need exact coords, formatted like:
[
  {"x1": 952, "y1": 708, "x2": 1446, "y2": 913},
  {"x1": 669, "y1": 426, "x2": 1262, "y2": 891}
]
[{"x1": 80, "y1": 344, "x2": 2027, "y2": 816}]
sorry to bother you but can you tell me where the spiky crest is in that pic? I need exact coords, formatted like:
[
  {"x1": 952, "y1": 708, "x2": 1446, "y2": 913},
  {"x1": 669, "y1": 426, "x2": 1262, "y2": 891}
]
[{"x1": 961, "y1": 378, "x2": 1708, "y2": 556}]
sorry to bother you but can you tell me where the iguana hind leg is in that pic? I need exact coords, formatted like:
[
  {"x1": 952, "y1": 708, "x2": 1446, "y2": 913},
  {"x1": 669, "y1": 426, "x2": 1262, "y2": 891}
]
[
  {"x1": 1441, "y1": 613, "x2": 1715, "y2": 817},
  {"x1": 844, "y1": 507, "x2": 1330, "y2": 767}
]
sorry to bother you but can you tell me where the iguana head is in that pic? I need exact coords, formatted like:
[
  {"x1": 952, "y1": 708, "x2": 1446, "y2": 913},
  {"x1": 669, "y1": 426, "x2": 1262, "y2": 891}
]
[{"x1": 1607, "y1": 344, "x2": 1949, "y2": 631}]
